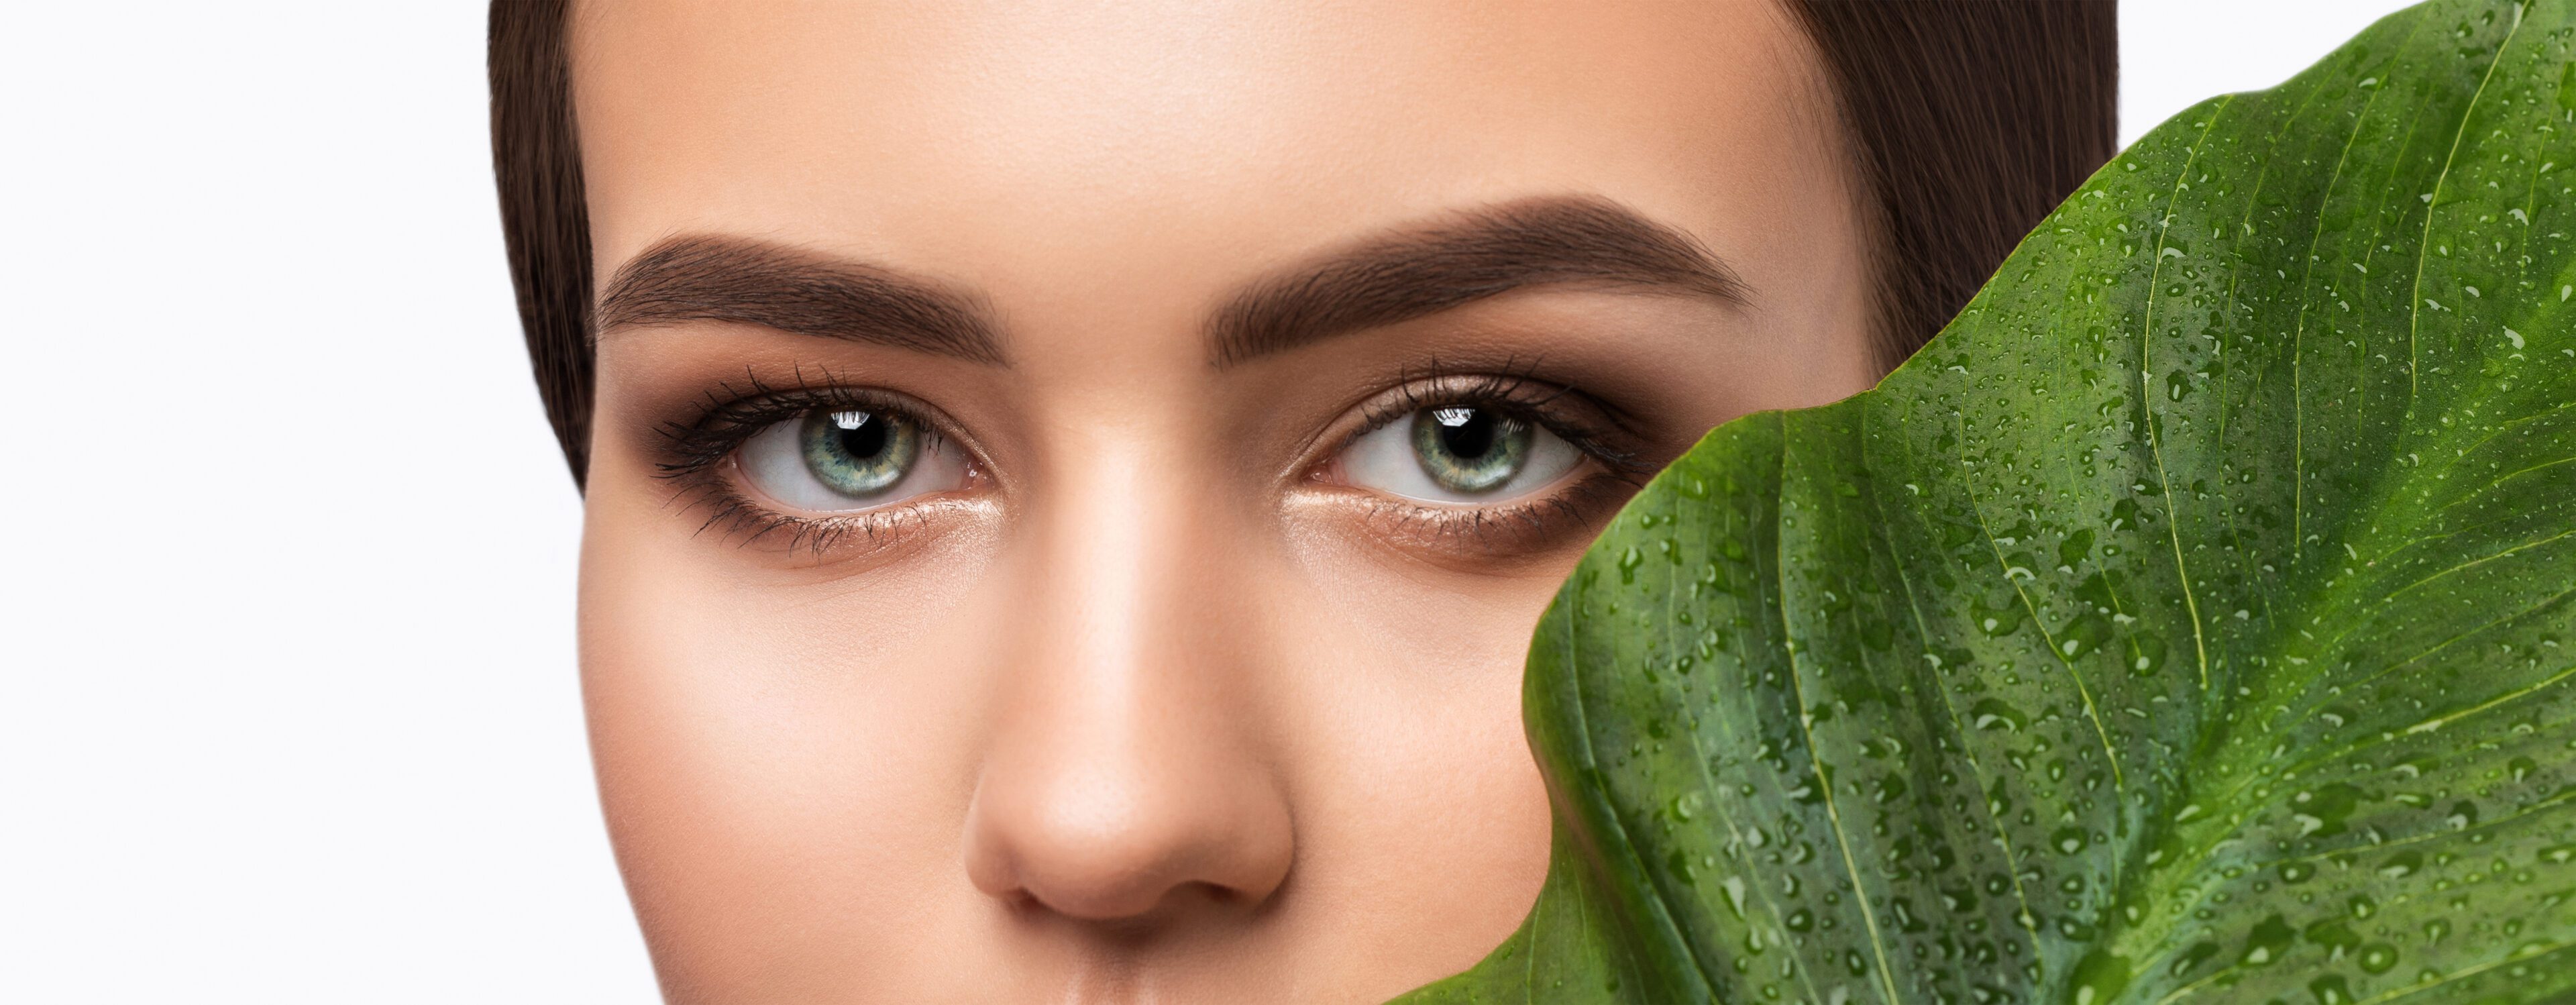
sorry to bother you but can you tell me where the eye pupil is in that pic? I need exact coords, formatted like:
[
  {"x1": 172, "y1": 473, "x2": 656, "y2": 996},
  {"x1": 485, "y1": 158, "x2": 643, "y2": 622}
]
[
  {"x1": 1431, "y1": 407, "x2": 1497, "y2": 458},
  {"x1": 1410, "y1": 405, "x2": 1532, "y2": 494},
  {"x1": 832, "y1": 411, "x2": 890, "y2": 460}
]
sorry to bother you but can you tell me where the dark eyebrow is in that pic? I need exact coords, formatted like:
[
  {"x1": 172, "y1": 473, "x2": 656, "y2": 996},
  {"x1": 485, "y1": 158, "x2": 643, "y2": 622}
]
[
  {"x1": 1207, "y1": 195, "x2": 1748, "y2": 367},
  {"x1": 594, "y1": 235, "x2": 1006, "y2": 365}
]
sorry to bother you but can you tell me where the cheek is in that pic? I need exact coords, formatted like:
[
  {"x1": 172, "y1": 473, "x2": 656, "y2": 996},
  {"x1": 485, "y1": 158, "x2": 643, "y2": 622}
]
[
  {"x1": 574, "y1": 481, "x2": 1007, "y2": 993},
  {"x1": 1273, "y1": 530, "x2": 1563, "y2": 953},
  {"x1": 570, "y1": 430, "x2": 1568, "y2": 994}
]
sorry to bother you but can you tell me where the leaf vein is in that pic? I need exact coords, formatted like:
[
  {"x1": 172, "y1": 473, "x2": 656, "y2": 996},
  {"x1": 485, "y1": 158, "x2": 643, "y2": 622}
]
[{"x1": 1774, "y1": 421, "x2": 1903, "y2": 1005}]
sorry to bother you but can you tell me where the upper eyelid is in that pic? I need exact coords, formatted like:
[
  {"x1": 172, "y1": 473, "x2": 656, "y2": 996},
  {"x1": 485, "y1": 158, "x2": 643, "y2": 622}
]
[
  {"x1": 653, "y1": 380, "x2": 979, "y2": 480},
  {"x1": 1338, "y1": 374, "x2": 1649, "y2": 476}
]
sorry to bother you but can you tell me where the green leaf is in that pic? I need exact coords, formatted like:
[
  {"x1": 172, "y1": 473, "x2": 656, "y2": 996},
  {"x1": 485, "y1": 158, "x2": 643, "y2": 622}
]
[{"x1": 1397, "y1": 1, "x2": 2576, "y2": 1002}]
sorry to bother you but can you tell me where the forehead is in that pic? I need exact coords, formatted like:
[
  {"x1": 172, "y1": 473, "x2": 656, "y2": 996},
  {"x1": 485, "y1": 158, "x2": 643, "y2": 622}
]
[{"x1": 572, "y1": 1, "x2": 1844, "y2": 306}]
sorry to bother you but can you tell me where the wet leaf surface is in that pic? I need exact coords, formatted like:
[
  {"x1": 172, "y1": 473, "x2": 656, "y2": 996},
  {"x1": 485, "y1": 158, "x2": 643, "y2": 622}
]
[{"x1": 1400, "y1": 2, "x2": 2576, "y2": 1001}]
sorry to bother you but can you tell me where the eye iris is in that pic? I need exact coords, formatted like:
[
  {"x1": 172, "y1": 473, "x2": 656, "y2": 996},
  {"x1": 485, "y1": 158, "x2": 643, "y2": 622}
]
[
  {"x1": 798, "y1": 409, "x2": 919, "y2": 497},
  {"x1": 1410, "y1": 405, "x2": 1532, "y2": 493}
]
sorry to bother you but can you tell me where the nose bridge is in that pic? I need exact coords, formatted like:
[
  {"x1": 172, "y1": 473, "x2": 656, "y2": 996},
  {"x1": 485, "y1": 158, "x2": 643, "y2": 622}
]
[
  {"x1": 963, "y1": 439, "x2": 1293, "y2": 922},
  {"x1": 1046, "y1": 441, "x2": 1191, "y2": 693},
  {"x1": 1021, "y1": 435, "x2": 1222, "y2": 717}
]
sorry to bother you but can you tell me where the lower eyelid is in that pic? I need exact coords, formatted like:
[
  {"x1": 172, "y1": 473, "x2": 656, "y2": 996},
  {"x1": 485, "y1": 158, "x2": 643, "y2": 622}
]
[
  {"x1": 680, "y1": 474, "x2": 994, "y2": 563},
  {"x1": 1303, "y1": 466, "x2": 1635, "y2": 562}
]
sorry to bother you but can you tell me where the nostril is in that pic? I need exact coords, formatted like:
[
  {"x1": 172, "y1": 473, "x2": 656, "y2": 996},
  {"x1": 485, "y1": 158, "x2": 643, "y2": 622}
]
[{"x1": 1010, "y1": 863, "x2": 1198, "y2": 924}]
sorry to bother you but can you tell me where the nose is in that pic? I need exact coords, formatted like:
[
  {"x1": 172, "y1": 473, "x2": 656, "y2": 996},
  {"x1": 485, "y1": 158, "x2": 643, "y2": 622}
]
[{"x1": 961, "y1": 470, "x2": 1295, "y2": 924}]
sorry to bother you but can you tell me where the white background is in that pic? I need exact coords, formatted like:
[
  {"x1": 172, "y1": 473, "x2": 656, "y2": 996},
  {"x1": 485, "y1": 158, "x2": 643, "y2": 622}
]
[{"x1": 0, "y1": 2, "x2": 2416, "y2": 1001}]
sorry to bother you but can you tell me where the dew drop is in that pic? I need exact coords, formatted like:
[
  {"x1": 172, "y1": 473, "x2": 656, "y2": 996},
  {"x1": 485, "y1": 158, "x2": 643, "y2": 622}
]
[
  {"x1": 2242, "y1": 914, "x2": 2294, "y2": 965},
  {"x1": 1970, "y1": 698, "x2": 2027, "y2": 732}
]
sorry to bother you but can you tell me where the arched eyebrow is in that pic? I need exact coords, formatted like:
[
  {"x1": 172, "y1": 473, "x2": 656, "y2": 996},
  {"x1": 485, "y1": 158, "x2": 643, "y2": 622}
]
[
  {"x1": 1205, "y1": 195, "x2": 1749, "y2": 368},
  {"x1": 594, "y1": 235, "x2": 1007, "y2": 365},
  {"x1": 594, "y1": 198, "x2": 1739, "y2": 369}
]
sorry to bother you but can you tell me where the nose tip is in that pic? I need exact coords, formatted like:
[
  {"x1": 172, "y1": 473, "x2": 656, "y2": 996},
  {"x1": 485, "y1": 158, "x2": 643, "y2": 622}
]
[{"x1": 965, "y1": 753, "x2": 1294, "y2": 922}]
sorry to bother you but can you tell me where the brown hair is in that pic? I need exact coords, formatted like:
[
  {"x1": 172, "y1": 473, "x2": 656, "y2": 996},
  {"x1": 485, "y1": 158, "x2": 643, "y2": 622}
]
[
  {"x1": 488, "y1": 1, "x2": 2117, "y2": 486},
  {"x1": 1783, "y1": 2, "x2": 2119, "y2": 365}
]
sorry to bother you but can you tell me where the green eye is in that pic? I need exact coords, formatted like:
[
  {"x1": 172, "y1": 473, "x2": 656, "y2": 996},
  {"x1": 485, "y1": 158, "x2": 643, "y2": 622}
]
[
  {"x1": 799, "y1": 409, "x2": 920, "y2": 497},
  {"x1": 739, "y1": 401, "x2": 969, "y2": 513},
  {"x1": 1410, "y1": 406, "x2": 1534, "y2": 494}
]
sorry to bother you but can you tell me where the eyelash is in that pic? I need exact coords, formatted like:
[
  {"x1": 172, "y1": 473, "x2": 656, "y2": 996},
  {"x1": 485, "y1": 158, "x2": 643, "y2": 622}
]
[
  {"x1": 650, "y1": 362, "x2": 1648, "y2": 558},
  {"x1": 1336, "y1": 360, "x2": 1652, "y2": 478},
  {"x1": 653, "y1": 367, "x2": 971, "y2": 556},
  {"x1": 1318, "y1": 360, "x2": 1656, "y2": 552}
]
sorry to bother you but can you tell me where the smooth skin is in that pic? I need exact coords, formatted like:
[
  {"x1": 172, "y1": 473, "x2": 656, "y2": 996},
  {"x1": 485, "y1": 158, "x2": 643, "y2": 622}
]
[{"x1": 571, "y1": 1, "x2": 1878, "y2": 1001}]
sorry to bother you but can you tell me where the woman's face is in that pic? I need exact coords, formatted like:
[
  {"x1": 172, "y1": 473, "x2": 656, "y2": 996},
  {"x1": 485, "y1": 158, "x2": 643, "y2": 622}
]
[{"x1": 572, "y1": 1, "x2": 1876, "y2": 1000}]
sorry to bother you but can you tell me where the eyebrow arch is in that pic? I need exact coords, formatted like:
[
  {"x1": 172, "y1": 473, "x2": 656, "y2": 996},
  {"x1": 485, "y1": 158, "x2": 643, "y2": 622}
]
[
  {"x1": 1207, "y1": 195, "x2": 1749, "y2": 368},
  {"x1": 594, "y1": 235, "x2": 1006, "y2": 365}
]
